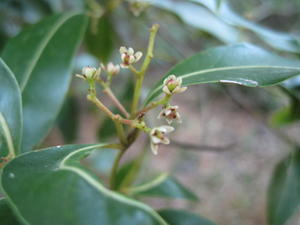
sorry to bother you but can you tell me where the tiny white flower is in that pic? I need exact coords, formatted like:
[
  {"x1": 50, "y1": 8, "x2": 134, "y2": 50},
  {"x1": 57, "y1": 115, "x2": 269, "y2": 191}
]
[
  {"x1": 158, "y1": 105, "x2": 182, "y2": 124},
  {"x1": 101, "y1": 62, "x2": 120, "y2": 76},
  {"x1": 76, "y1": 66, "x2": 101, "y2": 80},
  {"x1": 119, "y1": 46, "x2": 143, "y2": 68},
  {"x1": 149, "y1": 125, "x2": 174, "y2": 155},
  {"x1": 162, "y1": 75, "x2": 187, "y2": 95}
]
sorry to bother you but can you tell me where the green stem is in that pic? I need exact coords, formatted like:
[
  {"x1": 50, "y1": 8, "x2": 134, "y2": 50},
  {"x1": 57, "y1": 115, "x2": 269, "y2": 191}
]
[
  {"x1": 131, "y1": 76, "x2": 144, "y2": 116},
  {"x1": 113, "y1": 120, "x2": 128, "y2": 146},
  {"x1": 110, "y1": 149, "x2": 126, "y2": 189},
  {"x1": 134, "y1": 95, "x2": 170, "y2": 118},
  {"x1": 130, "y1": 24, "x2": 160, "y2": 116},
  {"x1": 139, "y1": 24, "x2": 160, "y2": 76}
]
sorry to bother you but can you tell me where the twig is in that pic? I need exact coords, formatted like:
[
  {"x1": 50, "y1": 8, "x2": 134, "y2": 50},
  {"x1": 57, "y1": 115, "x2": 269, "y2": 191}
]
[{"x1": 103, "y1": 88, "x2": 130, "y2": 118}]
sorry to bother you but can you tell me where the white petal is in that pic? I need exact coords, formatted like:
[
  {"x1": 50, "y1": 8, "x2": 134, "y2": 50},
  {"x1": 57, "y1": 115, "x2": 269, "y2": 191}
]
[
  {"x1": 173, "y1": 86, "x2": 187, "y2": 94},
  {"x1": 162, "y1": 86, "x2": 171, "y2": 95},
  {"x1": 75, "y1": 74, "x2": 85, "y2": 80},
  {"x1": 151, "y1": 142, "x2": 158, "y2": 155},
  {"x1": 128, "y1": 47, "x2": 134, "y2": 55},
  {"x1": 157, "y1": 110, "x2": 164, "y2": 119},
  {"x1": 161, "y1": 137, "x2": 170, "y2": 145},
  {"x1": 169, "y1": 75, "x2": 176, "y2": 80},
  {"x1": 128, "y1": 55, "x2": 135, "y2": 64},
  {"x1": 134, "y1": 51, "x2": 143, "y2": 61},
  {"x1": 178, "y1": 86, "x2": 187, "y2": 93},
  {"x1": 163, "y1": 77, "x2": 169, "y2": 85},
  {"x1": 152, "y1": 136, "x2": 161, "y2": 144},
  {"x1": 95, "y1": 68, "x2": 101, "y2": 76},
  {"x1": 177, "y1": 77, "x2": 183, "y2": 85},
  {"x1": 120, "y1": 46, "x2": 127, "y2": 54},
  {"x1": 121, "y1": 53, "x2": 127, "y2": 61},
  {"x1": 158, "y1": 125, "x2": 174, "y2": 133},
  {"x1": 164, "y1": 109, "x2": 172, "y2": 116},
  {"x1": 107, "y1": 62, "x2": 113, "y2": 69}
]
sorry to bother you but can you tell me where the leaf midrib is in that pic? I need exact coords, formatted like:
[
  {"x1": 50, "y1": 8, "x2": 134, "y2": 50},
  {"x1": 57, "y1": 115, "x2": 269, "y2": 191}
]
[
  {"x1": 20, "y1": 12, "x2": 80, "y2": 91},
  {"x1": 59, "y1": 144, "x2": 169, "y2": 225},
  {"x1": 149, "y1": 65, "x2": 300, "y2": 99},
  {"x1": 0, "y1": 58, "x2": 23, "y2": 154}
]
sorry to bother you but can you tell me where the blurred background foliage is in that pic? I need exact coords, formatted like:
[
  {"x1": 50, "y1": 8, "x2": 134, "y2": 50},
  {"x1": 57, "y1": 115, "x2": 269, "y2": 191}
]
[{"x1": 1, "y1": 0, "x2": 300, "y2": 224}]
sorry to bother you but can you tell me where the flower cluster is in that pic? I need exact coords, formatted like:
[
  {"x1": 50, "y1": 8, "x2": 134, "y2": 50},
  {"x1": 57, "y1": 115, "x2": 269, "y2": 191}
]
[
  {"x1": 76, "y1": 42, "x2": 188, "y2": 156},
  {"x1": 76, "y1": 46, "x2": 142, "y2": 83},
  {"x1": 149, "y1": 74, "x2": 187, "y2": 155}
]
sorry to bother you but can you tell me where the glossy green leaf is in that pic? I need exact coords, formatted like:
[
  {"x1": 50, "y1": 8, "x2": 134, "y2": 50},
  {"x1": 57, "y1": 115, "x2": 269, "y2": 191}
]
[
  {"x1": 0, "y1": 198, "x2": 21, "y2": 225},
  {"x1": 1, "y1": 12, "x2": 88, "y2": 152},
  {"x1": 88, "y1": 149, "x2": 118, "y2": 175},
  {"x1": 128, "y1": 173, "x2": 198, "y2": 201},
  {"x1": 85, "y1": 15, "x2": 116, "y2": 63},
  {"x1": 145, "y1": 43, "x2": 300, "y2": 105},
  {"x1": 191, "y1": 0, "x2": 300, "y2": 53},
  {"x1": 57, "y1": 96, "x2": 79, "y2": 143},
  {"x1": 147, "y1": 0, "x2": 239, "y2": 44},
  {"x1": 267, "y1": 149, "x2": 300, "y2": 225},
  {"x1": 115, "y1": 156, "x2": 144, "y2": 191},
  {"x1": 0, "y1": 144, "x2": 168, "y2": 225},
  {"x1": 159, "y1": 209, "x2": 218, "y2": 225},
  {"x1": 0, "y1": 59, "x2": 22, "y2": 157}
]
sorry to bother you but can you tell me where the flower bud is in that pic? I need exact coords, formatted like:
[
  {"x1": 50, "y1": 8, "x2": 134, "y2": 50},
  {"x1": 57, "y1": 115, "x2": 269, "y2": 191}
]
[
  {"x1": 101, "y1": 62, "x2": 120, "y2": 76},
  {"x1": 76, "y1": 66, "x2": 101, "y2": 81},
  {"x1": 162, "y1": 75, "x2": 187, "y2": 95}
]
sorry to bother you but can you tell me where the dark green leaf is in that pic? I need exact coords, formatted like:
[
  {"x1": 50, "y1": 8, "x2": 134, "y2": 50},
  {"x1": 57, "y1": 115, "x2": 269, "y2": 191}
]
[
  {"x1": 1, "y1": 144, "x2": 168, "y2": 225},
  {"x1": 159, "y1": 209, "x2": 218, "y2": 225},
  {"x1": 85, "y1": 15, "x2": 115, "y2": 63},
  {"x1": 115, "y1": 158, "x2": 142, "y2": 191},
  {"x1": 57, "y1": 96, "x2": 79, "y2": 143},
  {"x1": 88, "y1": 148, "x2": 118, "y2": 175},
  {"x1": 129, "y1": 174, "x2": 199, "y2": 201},
  {"x1": 145, "y1": 43, "x2": 300, "y2": 105},
  {"x1": 0, "y1": 59, "x2": 22, "y2": 157},
  {"x1": 0, "y1": 198, "x2": 22, "y2": 225},
  {"x1": 148, "y1": 0, "x2": 239, "y2": 44},
  {"x1": 191, "y1": 0, "x2": 300, "y2": 53},
  {"x1": 267, "y1": 149, "x2": 300, "y2": 225},
  {"x1": 1, "y1": 12, "x2": 88, "y2": 152}
]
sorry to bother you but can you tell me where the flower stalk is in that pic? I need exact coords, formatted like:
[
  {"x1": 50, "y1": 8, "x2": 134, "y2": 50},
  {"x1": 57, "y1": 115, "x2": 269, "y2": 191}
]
[
  {"x1": 76, "y1": 23, "x2": 189, "y2": 192},
  {"x1": 130, "y1": 24, "x2": 160, "y2": 115}
]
